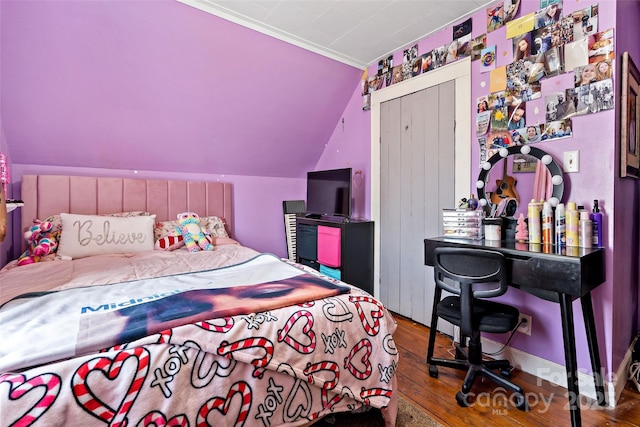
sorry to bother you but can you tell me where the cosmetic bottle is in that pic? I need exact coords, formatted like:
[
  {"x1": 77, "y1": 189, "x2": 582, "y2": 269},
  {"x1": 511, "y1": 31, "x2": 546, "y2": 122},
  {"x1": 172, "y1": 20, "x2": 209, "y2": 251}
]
[
  {"x1": 590, "y1": 200, "x2": 603, "y2": 247},
  {"x1": 579, "y1": 211, "x2": 592, "y2": 248},
  {"x1": 555, "y1": 203, "x2": 566, "y2": 245},
  {"x1": 566, "y1": 202, "x2": 579, "y2": 247},
  {"x1": 541, "y1": 202, "x2": 554, "y2": 245},
  {"x1": 527, "y1": 199, "x2": 541, "y2": 244},
  {"x1": 467, "y1": 194, "x2": 478, "y2": 210}
]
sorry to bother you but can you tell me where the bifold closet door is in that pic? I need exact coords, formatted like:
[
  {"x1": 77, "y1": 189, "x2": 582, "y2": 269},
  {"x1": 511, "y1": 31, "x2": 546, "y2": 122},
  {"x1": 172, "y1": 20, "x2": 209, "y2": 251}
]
[{"x1": 379, "y1": 81, "x2": 455, "y2": 327}]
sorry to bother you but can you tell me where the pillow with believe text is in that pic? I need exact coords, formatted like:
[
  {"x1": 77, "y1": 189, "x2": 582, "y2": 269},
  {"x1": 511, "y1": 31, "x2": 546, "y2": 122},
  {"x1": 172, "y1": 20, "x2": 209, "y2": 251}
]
[{"x1": 57, "y1": 213, "x2": 155, "y2": 259}]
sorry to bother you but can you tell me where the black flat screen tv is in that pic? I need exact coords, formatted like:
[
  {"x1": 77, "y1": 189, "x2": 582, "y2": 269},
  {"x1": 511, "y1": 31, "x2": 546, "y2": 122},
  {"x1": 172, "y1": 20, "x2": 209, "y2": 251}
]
[{"x1": 306, "y1": 168, "x2": 352, "y2": 219}]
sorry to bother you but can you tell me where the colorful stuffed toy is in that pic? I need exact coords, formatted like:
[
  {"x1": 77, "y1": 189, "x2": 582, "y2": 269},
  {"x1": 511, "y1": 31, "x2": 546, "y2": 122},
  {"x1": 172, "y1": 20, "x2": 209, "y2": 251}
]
[
  {"x1": 17, "y1": 219, "x2": 59, "y2": 266},
  {"x1": 174, "y1": 212, "x2": 213, "y2": 252}
]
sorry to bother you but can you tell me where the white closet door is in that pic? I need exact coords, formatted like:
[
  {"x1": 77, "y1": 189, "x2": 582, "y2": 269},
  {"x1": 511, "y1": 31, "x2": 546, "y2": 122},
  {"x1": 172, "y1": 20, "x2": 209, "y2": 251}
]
[{"x1": 379, "y1": 81, "x2": 455, "y2": 325}]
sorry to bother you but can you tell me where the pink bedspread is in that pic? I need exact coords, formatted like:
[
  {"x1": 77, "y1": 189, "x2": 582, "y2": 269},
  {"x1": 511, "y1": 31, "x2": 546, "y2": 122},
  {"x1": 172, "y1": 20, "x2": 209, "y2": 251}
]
[
  {"x1": 0, "y1": 239, "x2": 252, "y2": 305},
  {"x1": 0, "y1": 246, "x2": 399, "y2": 426}
]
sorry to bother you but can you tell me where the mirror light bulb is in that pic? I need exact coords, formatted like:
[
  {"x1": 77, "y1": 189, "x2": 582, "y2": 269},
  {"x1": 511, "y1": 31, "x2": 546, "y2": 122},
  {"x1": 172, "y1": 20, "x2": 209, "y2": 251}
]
[
  {"x1": 549, "y1": 197, "x2": 559, "y2": 207},
  {"x1": 520, "y1": 145, "x2": 531, "y2": 155},
  {"x1": 499, "y1": 148, "x2": 509, "y2": 157},
  {"x1": 479, "y1": 198, "x2": 488, "y2": 207},
  {"x1": 482, "y1": 162, "x2": 492, "y2": 170},
  {"x1": 476, "y1": 180, "x2": 485, "y2": 189},
  {"x1": 551, "y1": 174, "x2": 563, "y2": 185},
  {"x1": 542, "y1": 154, "x2": 553, "y2": 165}
]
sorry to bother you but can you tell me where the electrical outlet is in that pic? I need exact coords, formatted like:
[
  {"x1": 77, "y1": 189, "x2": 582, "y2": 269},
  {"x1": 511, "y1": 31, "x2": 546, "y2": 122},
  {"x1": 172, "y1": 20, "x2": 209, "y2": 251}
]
[
  {"x1": 517, "y1": 313, "x2": 532, "y2": 335},
  {"x1": 563, "y1": 150, "x2": 580, "y2": 172}
]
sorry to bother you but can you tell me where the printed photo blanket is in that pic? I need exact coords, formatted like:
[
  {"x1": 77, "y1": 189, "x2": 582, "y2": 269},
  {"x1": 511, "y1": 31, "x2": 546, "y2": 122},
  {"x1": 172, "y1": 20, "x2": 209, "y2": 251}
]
[{"x1": 0, "y1": 253, "x2": 399, "y2": 426}]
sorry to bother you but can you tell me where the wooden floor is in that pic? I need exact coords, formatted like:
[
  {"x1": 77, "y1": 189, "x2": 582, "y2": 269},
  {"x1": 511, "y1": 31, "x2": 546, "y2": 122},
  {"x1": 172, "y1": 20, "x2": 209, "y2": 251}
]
[{"x1": 393, "y1": 313, "x2": 640, "y2": 427}]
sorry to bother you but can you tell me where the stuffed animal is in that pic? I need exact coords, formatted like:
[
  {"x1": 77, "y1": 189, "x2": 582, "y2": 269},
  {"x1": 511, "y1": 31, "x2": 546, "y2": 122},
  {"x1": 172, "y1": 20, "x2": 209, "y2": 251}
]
[
  {"x1": 17, "y1": 219, "x2": 59, "y2": 266},
  {"x1": 174, "y1": 212, "x2": 213, "y2": 252}
]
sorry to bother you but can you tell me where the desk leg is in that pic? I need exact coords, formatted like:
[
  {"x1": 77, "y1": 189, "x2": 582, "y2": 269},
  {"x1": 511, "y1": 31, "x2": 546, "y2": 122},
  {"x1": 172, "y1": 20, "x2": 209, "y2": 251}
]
[
  {"x1": 560, "y1": 293, "x2": 581, "y2": 427},
  {"x1": 581, "y1": 293, "x2": 606, "y2": 406}
]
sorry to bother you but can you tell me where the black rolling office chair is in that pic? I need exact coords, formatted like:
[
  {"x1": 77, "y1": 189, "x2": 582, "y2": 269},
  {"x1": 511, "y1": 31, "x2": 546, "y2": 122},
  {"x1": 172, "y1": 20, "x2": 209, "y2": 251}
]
[{"x1": 426, "y1": 247, "x2": 527, "y2": 410}]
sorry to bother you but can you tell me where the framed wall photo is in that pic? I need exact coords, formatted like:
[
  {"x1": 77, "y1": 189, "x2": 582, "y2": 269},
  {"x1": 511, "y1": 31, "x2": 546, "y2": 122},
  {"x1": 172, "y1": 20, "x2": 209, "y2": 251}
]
[{"x1": 621, "y1": 52, "x2": 640, "y2": 179}]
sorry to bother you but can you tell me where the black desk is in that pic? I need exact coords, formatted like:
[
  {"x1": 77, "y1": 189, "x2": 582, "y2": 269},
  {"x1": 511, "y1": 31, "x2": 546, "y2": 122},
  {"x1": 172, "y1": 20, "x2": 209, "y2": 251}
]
[{"x1": 424, "y1": 237, "x2": 606, "y2": 427}]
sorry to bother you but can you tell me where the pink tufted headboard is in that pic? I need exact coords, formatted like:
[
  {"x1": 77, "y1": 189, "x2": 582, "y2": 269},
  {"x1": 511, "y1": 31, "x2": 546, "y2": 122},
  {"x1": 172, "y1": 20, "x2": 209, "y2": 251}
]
[{"x1": 20, "y1": 175, "x2": 233, "y2": 249}]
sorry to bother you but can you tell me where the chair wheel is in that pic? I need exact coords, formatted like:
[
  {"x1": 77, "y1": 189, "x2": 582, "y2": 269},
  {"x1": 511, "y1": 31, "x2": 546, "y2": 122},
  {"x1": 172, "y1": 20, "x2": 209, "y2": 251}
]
[
  {"x1": 514, "y1": 393, "x2": 528, "y2": 411},
  {"x1": 456, "y1": 391, "x2": 470, "y2": 407},
  {"x1": 500, "y1": 368, "x2": 511, "y2": 378},
  {"x1": 429, "y1": 365, "x2": 439, "y2": 378}
]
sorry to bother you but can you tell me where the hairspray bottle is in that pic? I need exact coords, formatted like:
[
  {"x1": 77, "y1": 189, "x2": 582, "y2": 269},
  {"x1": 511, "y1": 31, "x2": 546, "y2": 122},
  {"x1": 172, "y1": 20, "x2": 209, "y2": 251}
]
[
  {"x1": 528, "y1": 199, "x2": 541, "y2": 243},
  {"x1": 566, "y1": 202, "x2": 579, "y2": 247},
  {"x1": 590, "y1": 200, "x2": 603, "y2": 247},
  {"x1": 555, "y1": 203, "x2": 566, "y2": 245},
  {"x1": 542, "y1": 202, "x2": 554, "y2": 245}
]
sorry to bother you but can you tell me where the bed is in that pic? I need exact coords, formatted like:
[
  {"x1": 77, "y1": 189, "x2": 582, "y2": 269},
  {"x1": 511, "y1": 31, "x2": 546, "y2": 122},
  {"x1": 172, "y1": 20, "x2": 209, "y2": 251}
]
[{"x1": 0, "y1": 175, "x2": 399, "y2": 427}]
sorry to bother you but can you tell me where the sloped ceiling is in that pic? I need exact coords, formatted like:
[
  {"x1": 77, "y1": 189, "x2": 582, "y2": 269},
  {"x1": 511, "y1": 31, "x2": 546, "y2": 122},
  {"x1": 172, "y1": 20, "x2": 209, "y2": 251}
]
[
  {"x1": 1, "y1": 1, "x2": 361, "y2": 178},
  {"x1": 180, "y1": 0, "x2": 494, "y2": 68}
]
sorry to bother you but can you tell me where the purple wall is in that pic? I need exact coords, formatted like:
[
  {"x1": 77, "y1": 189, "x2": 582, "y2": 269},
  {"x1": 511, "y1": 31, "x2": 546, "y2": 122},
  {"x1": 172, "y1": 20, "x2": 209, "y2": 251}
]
[
  {"x1": 316, "y1": 83, "x2": 372, "y2": 220},
  {"x1": 614, "y1": 0, "x2": 640, "y2": 370},
  {"x1": 0, "y1": 0, "x2": 361, "y2": 178},
  {"x1": 0, "y1": 0, "x2": 13, "y2": 267},
  {"x1": 322, "y1": 0, "x2": 637, "y2": 380},
  {"x1": 478, "y1": 0, "x2": 619, "y2": 376}
]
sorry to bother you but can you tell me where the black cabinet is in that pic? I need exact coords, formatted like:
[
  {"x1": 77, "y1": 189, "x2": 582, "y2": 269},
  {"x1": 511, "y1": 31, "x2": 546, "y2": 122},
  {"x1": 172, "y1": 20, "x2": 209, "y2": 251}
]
[{"x1": 295, "y1": 217, "x2": 374, "y2": 295}]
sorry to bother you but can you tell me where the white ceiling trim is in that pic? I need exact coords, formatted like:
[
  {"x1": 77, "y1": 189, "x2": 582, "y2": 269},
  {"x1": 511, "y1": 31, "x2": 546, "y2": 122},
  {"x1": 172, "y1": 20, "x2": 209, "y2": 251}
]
[
  {"x1": 177, "y1": 0, "x2": 495, "y2": 70},
  {"x1": 178, "y1": 0, "x2": 369, "y2": 69}
]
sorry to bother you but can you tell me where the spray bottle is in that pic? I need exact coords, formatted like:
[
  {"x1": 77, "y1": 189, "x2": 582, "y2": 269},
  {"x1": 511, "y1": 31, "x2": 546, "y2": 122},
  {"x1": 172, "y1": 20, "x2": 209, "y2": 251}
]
[
  {"x1": 579, "y1": 211, "x2": 592, "y2": 248},
  {"x1": 527, "y1": 199, "x2": 541, "y2": 244},
  {"x1": 590, "y1": 200, "x2": 603, "y2": 247},
  {"x1": 566, "y1": 202, "x2": 579, "y2": 247},
  {"x1": 555, "y1": 203, "x2": 566, "y2": 246},
  {"x1": 542, "y1": 202, "x2": 554, "y2": 245}
]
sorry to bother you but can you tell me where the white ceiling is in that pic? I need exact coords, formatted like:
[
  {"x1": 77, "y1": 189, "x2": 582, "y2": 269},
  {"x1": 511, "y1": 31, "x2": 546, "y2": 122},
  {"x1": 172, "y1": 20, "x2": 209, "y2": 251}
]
[{"x1": 179, "y1": 0, "x2": 495, "y2": 69}]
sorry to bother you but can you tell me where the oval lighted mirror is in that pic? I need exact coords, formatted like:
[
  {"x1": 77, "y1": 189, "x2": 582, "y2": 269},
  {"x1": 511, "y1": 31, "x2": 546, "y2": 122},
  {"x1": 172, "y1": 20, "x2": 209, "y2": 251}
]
[{"x1": 476, "y1": 145, "x2": 564, "y2": 209}]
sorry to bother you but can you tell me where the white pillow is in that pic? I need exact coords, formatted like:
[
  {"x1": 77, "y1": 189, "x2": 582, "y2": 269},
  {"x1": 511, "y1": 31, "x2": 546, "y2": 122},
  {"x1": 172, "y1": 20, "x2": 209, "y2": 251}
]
[{"x1": 57, "y1": 213, "x2": 156, "y2": 259}]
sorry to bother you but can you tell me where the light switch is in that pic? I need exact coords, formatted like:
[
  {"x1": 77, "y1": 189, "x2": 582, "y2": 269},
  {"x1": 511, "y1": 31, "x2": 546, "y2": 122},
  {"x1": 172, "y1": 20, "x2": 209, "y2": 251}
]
[{"x1": 563, "y1": 150, "x2": 579, "y2": 173}]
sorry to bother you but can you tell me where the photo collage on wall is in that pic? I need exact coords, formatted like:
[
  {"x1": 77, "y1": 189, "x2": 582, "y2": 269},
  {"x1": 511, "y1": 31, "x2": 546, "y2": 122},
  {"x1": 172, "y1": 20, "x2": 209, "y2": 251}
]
[
  {"x1": 478, "y1": 0, "x2": 614, "y2": 164},
  {"x1": 362, "y1": 14, "x2": 482, "y2": 110}
]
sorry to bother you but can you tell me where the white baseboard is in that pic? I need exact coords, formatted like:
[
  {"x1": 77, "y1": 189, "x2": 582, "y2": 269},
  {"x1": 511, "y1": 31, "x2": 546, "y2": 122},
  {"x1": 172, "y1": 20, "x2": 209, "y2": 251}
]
[
  {"x1": 612, "y1": 335, "x2": 639, "y2": 403},
  {"x1": 453, "y1": 325, "x2": 461, "y2": 343},
  {"x1": 480, "y1": 335, "x2": 639, "y2": 407}
]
